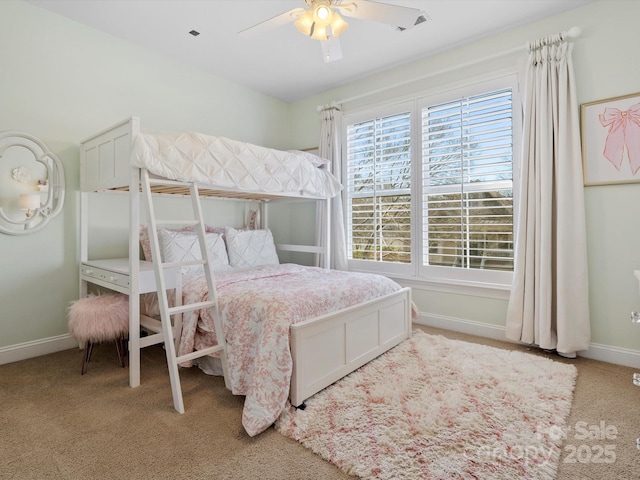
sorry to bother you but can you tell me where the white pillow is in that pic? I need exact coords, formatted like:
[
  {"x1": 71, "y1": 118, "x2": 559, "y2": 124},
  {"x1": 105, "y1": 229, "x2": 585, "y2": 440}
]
[
  {"x1": 225, "y1": 227, "x2": 279, "y2": 268},
  {"x1": 140, "y1": 224, "x2": 225, "y2": 262},
  {"x1": 159, "y1": 229, "x2": 230, "y2": 274}
]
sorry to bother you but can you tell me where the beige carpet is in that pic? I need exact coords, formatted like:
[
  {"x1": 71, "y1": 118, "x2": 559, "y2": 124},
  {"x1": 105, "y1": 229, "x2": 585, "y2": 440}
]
[
  {"x1": 1, "y1": 325, "x2": 639, "y2": 479},
  {"x1": 276, "y1": 330, "x2": 577, "y2": 479}
]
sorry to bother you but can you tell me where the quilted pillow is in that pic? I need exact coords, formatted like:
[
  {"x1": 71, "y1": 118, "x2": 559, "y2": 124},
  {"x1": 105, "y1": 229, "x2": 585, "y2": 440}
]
[
  {"x1": 225, "y1": 227, "x2": 279, "y2": 268},
  {"x1": 158, "y1": 229, "x2": 230, "y2": 274},
  {"x1": 140, "y1": 224, "x2": 225, "y2": 262}
]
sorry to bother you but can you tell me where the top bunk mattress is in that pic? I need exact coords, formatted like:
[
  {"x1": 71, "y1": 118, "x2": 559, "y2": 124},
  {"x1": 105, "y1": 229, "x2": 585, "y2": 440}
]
[{"x1": 131, "y1": 130, "x2": 342, "y2": 199}]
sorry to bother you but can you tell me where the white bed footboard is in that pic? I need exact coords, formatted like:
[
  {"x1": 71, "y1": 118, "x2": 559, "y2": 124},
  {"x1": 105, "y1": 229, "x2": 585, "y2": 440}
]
[{"x1": 289, "y1": 287, "x2": 412, "y2": 407}]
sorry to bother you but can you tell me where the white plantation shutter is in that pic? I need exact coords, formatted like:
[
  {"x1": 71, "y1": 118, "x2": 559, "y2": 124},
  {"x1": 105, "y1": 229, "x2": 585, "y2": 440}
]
[
  {"x1": 341, "y1": 75, "x2": 518, "y2": 286},
  {"x1": 421, "y1": 88, "x2": 514, "y2": 271},
  {"x1": 346, "y1": 110, "x2": 412, "y2": 264}
]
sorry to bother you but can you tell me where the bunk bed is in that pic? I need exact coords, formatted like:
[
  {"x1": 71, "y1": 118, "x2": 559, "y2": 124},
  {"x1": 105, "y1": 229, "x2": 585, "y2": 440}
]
[{"x1": 78, "y1": 117, "x2": 412, "y2": 436}]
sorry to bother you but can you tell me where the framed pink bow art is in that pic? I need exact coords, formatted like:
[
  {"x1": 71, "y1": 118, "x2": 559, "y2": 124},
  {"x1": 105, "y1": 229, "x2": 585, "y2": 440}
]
[{"x1": 581, "y1": 91, "x2": 640, "y2": 186}]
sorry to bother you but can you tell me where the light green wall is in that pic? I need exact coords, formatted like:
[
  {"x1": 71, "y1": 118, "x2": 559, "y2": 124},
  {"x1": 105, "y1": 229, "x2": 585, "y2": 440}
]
[
  {"x1": 411, "y1": 288, "x2": 508, "y2": 326},
  {"x1": 289, "y1": 0, "x2": 640, "y2": 351},
  {"x1": 0, "y1": 1, "x2": 296, "y2": 348}
]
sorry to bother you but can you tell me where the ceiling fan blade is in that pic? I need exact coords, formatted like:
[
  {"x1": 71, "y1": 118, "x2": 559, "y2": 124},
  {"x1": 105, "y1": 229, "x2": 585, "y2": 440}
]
[
  {"x1": 238, "y1": 7, "x2": 305, "y2": 38},
  {"x1": 321, "y1": 37, "x2": 343, "y2": 63},
  {"x1": 336, "y1": 0, "x2": 426, "y2": 30}
]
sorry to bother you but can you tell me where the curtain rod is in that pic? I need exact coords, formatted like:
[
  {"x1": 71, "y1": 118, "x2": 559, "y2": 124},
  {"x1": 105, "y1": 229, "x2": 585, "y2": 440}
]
[{"x1": 324, "y1": 26, "x2": 581, "y2": 108}]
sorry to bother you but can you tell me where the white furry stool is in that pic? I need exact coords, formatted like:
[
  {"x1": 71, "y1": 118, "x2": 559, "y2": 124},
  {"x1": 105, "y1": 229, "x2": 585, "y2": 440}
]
[{"x1": 67, "y1": 294, "x2": 129, "y2": 375}]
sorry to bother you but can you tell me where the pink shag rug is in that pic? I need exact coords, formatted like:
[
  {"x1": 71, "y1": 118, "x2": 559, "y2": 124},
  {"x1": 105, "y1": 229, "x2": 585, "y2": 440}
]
[{"x1": 275, "y1": 330, "x2": 577, "y2": 480}]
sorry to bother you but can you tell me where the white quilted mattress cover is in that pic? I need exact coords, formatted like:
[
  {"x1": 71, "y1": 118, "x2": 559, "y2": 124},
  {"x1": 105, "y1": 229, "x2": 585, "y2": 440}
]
[{"x1": 131, "y1": 130, "x2": 342, "y2": 198}]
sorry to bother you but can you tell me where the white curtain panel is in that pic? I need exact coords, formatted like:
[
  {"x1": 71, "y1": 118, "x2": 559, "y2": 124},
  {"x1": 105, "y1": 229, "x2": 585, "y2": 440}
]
[
  {"x1": 318, "y1": 106, "x2": 348, "y2": 271},
  {"x1": 506, "y1": 40, "x2": 590, "y2": 356}
]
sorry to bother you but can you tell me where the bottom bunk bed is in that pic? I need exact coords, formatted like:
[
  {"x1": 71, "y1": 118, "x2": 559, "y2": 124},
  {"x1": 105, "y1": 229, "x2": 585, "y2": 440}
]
[{"x1": 141, "y1": 227, "x2": 412, "y2": 436}]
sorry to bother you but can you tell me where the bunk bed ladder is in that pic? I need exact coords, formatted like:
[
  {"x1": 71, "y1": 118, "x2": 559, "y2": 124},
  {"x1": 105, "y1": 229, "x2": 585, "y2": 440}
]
[{"x1": 140, "y1": 169, "x2": 230, "y2": 414}]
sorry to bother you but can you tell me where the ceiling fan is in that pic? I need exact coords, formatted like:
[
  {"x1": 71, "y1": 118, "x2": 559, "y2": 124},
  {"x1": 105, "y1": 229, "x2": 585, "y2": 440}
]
[{"x1": 238, "y1": 0, "x2": 428, "y2": 63}]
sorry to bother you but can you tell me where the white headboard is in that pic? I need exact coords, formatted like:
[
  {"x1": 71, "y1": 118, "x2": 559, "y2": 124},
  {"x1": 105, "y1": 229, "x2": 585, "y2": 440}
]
[{"x1": 80, "y1": 117, "x2": 140, "y2": 192}]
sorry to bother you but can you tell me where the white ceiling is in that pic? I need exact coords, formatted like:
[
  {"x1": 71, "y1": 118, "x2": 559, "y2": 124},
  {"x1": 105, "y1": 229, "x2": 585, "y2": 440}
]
[{"x1": 27, "y1": 0, "x2": 593, "y2": 103}]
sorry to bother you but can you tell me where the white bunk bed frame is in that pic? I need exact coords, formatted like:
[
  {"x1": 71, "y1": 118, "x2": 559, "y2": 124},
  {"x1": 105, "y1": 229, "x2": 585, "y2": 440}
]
[{"x1": 79, "y1": 117, "x2": 412, "y2": 411}]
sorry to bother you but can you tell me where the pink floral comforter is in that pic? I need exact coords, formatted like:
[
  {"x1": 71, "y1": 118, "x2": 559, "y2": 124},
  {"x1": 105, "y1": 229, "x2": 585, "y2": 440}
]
[{"x1": 177, "y1": 263, "x2": 404, "y2": 436}]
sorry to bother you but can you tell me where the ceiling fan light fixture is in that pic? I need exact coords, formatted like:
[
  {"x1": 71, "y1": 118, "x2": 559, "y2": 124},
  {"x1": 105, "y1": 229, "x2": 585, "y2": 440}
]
[
  {"x1": 310, "y1": 13, "x2": 348, "y2": 40},
  {"x1": 316, "y1": 4, "x2": 331, "y2": 21},
  {"x1": 294, "y1": 9, "x2": 314, "y2": 36},
  {"x1": 328, "y1": 12, "x2": 348, "y2": 37},
  {"x1": 296, "y1": 0, "x2": 348, "y2": 41},
  {"x1": 310, "y1": 23, "x2": 329, "y2": 41}
]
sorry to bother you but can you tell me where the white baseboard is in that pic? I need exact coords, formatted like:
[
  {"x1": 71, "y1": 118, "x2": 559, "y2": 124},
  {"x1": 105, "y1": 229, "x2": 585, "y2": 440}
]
[
  {"x1": 415, "y1": 312, "x2": 510, "y2": 342},
  {"x1": 579, "y1": 342, "x2": 640, "y2": 369},
  {"x1": 3, "y1": 316, "x2": 639, "y2": 370},
  {"x1": 416, "y1": 312, "x2": 640, "y2": 369},
  {"x1": 0, "y1": 334, "x2": 78, "y2": 366}
]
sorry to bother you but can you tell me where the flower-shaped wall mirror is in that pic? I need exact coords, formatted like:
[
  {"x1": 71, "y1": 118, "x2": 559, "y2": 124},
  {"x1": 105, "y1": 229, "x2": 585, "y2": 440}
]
[{"x1": 0, "y1": 132, "x2": 65, "y2": 235}]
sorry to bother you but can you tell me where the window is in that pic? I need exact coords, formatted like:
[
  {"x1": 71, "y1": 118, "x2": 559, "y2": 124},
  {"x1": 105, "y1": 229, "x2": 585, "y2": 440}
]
[
  {"x1": 345, "y1": 104, "x2": 413, "y2": 272},
  {"x1": 421, "y1": 88, "x2": 514, "y2": 272},
  {"x1": 343, "y1": 76, "x2": 520, "y2": 286}
]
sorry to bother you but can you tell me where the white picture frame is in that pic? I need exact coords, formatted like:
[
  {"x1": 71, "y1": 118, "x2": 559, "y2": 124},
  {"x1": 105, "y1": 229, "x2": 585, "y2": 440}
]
[{"x1": 581, "y1": 92, "x2": 640, "y2": 186}]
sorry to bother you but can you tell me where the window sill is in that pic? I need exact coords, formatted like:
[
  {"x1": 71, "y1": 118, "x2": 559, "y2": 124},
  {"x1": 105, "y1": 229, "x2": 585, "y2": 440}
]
[{"x1": 376, "y1": 272, "x2": 511, "y2": 300}]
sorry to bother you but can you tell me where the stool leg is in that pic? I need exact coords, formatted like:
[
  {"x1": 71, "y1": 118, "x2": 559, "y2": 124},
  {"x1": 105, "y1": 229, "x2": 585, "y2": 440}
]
[
  {"x1": 115, "y1": 336, "x2": 127, "y2": 368},
  {"x1": 82, "y1": 341, "x2": 94, "y2": 375}
]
